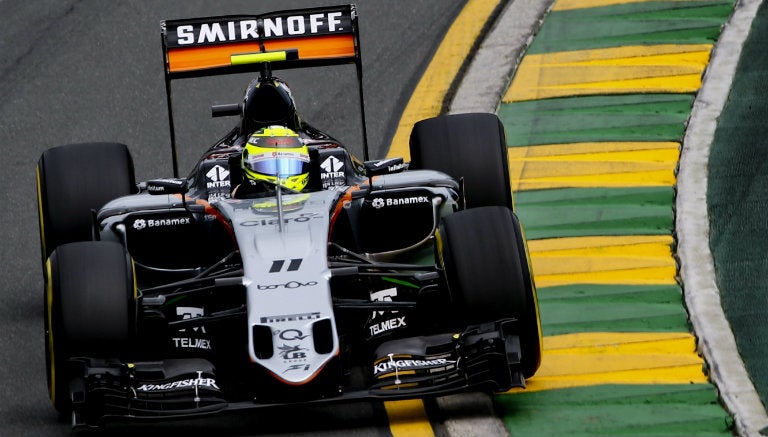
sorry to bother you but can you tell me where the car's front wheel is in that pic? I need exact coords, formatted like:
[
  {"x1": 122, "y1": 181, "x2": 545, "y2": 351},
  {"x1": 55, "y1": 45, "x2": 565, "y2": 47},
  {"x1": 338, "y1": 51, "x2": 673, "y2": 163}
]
[
  {"x1": 437, "y1": 206, "x2": 541, "y2": 378},
  {"x1": 45, "y1": 241, "x2": 136, "y2": 413}
]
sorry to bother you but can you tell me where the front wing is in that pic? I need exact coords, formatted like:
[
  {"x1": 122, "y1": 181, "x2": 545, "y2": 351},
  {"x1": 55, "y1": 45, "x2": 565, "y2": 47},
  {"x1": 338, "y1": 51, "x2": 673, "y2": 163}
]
[{"x1": 66, "y1": 320, "x2": 524, "y2": 427}]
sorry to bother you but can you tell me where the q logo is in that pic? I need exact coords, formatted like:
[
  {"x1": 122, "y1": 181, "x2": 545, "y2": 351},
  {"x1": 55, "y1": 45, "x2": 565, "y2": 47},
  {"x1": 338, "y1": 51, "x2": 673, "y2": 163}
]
[{"x1": 277, "y1": 329, "x2": 309, "y2": 341}]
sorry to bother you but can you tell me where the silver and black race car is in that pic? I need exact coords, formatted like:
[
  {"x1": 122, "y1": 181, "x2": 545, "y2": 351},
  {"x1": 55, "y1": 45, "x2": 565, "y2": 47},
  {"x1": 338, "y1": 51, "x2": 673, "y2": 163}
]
[{"x1": 36, "y1": 4, "x2": 541, "y2": 428}]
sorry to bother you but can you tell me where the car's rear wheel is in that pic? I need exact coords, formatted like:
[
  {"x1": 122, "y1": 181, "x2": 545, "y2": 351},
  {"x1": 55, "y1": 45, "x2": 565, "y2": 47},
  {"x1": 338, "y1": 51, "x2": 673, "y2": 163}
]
[
  {"x1": 45, "y1": 241, "x2": 136, "y2": 413},
  {"x1": 36, "y1": 142, "x2": 136, "y2": 269},
  {"x1": 409, "y1": 113, "x2": 514, "y2": 210},
  {"x1": 438, "y1": 206, "x2": 541, "y2": 378}
]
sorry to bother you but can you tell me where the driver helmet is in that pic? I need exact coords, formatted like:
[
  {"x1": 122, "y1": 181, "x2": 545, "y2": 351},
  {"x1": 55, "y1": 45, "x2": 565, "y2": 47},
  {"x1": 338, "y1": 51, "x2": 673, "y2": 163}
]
[
  {"x1": 242, "y1": 77, "x2": 301, "y2": 133},
  {"x1": 241, "y1": 126, "x2": 310, "y2": 192}
]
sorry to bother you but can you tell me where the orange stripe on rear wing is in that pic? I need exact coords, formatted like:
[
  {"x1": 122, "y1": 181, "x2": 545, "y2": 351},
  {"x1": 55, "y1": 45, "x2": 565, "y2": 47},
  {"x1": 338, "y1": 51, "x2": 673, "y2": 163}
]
[{"x1": 167, "y1": 34, "x2": 356, "y2": 74}]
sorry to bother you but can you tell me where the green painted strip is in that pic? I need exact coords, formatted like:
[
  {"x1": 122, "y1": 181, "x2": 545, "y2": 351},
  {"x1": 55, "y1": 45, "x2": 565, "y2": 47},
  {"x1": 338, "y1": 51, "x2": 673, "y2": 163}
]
[
  {"x1": 538, "y1": 284, "x2": 689, "y2": 336},
  {"x1": 499, "y1": 94, "x2": 693, "y2": 146},
  {"x1": 515, "y1": 187, "x2": 673, "y2": 239},
  {"x1": 541, "y1": 283, "x2": 680, "y2": 303},
  {"x1": 528, "y1": 1, "x2": 734, "y2": 54},
  {"x1": 497, "y1": 384, "x2": 732, "y2": 437}
]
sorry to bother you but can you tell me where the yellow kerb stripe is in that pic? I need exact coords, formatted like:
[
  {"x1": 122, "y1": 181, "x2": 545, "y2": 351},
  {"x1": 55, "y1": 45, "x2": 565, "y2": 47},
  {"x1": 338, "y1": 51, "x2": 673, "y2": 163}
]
[
  {"x1": 507, "y1": 332, "x2": 707, "y2": 392},
  {"x1": 504, "y1": 44, "x2": 712, "y2": 102},
  {"x1": 528, "y1": 235, "x2": 677, "y2": 287},
  {"x1": 553, "y1": 0, "x2": 706, "y2": 12},
  {"x1": 385, "y1": 400, "x2": 435, "y2": 436},
  {"x1": 508, "y1": 142, "x2": 679, "y2": 190}
]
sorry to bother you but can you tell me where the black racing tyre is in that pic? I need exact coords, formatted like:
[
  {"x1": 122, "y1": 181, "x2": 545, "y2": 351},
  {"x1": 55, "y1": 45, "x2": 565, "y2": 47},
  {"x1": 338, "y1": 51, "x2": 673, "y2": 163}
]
[
  {"x1": 37, "y1": 142, "x2": 136, "y2": 268},
  {"x1": 409, "y1": 113, "x2": 513, "y2": 210},
  {"x1": 438, "y1": 206, "x2": 542, "y2": 378},
  {"x1": 45, "y1": 241, "x2": 136, "y2": 413}
]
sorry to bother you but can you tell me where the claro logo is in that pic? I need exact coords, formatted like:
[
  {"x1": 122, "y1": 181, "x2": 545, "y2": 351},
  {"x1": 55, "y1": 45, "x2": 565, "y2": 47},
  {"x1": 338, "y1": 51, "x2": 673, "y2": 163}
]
[{"x1": 240, "y1": 212, "x2": 321, "y2": 226}]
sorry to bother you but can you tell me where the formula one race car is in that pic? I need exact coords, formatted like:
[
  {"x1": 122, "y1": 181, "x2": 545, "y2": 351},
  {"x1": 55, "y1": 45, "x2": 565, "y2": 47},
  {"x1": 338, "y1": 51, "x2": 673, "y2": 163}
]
[{"x1": 36, "y1": 4, "x2": 541, "y2": 428}]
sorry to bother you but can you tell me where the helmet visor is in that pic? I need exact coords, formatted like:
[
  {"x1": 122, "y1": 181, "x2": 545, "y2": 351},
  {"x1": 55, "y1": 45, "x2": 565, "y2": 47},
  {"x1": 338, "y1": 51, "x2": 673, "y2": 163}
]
[{"x1": 244, "y1": 150, "x2": 310, "y2": 177}]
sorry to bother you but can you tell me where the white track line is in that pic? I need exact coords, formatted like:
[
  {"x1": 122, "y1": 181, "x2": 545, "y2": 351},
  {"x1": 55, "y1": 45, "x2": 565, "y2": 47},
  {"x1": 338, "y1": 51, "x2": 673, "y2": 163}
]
[{"x1": 449, "y1": 0, "x2": 553, "y2": 115}]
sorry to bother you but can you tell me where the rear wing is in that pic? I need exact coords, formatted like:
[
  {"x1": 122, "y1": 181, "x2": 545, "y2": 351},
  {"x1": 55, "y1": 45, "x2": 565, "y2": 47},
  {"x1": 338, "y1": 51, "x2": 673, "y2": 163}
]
[{"x1": 160, "y1": 4, "x2": 368, "y2": 176}]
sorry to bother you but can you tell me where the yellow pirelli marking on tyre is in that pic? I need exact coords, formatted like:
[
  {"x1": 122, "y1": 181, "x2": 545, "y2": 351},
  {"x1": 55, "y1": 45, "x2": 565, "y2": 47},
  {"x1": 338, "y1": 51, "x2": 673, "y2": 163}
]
[
  {"x1": 45, "y1": 259, "x2": 56, "y2": 405},
  {"x1": 36, "y1": 166, "x2": 47, "y2": 261}
]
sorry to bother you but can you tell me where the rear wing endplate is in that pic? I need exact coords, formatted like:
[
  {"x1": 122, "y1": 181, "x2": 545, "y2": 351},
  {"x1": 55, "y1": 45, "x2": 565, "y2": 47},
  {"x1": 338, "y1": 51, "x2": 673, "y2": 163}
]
[{"x1": 160, "y1": 4, "x2": 368, "y2": 176}]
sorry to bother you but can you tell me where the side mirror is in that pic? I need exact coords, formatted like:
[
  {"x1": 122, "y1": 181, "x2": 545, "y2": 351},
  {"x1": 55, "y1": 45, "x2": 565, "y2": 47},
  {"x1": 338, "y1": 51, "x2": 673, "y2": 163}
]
[
  {"x1": 364, "y1": 158, "x2": 408, "y2": 177},
  {"x1": 146, "y1": 178, "x2": 188, "y2": 195}
]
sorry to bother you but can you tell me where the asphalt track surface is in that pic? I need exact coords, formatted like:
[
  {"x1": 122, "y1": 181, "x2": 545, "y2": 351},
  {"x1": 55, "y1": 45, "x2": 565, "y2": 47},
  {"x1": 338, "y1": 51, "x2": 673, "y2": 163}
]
[{"x1": 0, "y1": 1, "x2": 466, "y2": 436}]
